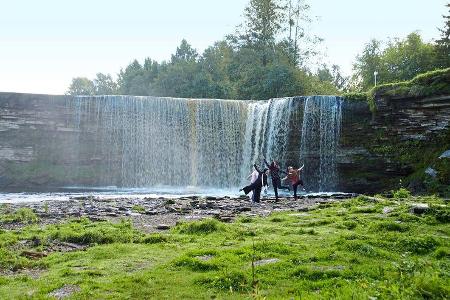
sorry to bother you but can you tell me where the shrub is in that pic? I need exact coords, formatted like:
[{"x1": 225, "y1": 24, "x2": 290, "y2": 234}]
[
  {"x1": 173, "y1": 256, "x2": 219, "y2": 272},
  {"x1": 142, "y1": 234, "x2": 168, "y2": 244},
  {"x1": 131, "y1": 205, "x2": 145, "y2": 213},
  {"x1": 197, "y1": 270, "x2": 248, "y2": 292},
  {"x1": 175, "y1": 219, "x2": 224, "y2": 235},
  {"x1": 434, "y1": 247, "x2": 450, "y2": 259},
  {"x1": 373, "y1": 221, "x2": 409, "y2": 232},
  {"x1": 392, "y1": 188, "x2": 411, "y2": 199},
  {"x1": 1, "y1": 208, "x2": 39, "y2": 224},
  {"x1": 427, "y1": 206, "x2": 450, "y2": 223},
  {"x1": 48, "y1": 218, "x2": 140, "y2": 245},
  {"x1": 396, "y1": 236, "x2": 439, "y2": 254}
]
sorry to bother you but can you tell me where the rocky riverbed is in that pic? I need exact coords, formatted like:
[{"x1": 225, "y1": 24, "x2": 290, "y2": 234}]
[{"x1": 0, "y1": 193, "x2": 357, "y2": 232}]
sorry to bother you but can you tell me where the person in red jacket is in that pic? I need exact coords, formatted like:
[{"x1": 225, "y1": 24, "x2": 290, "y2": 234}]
[{"x1": 282, "y1": 165, "x2": 305, "y2": 200}]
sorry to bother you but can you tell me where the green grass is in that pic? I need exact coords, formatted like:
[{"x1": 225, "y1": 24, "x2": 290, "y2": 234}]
[
  {"x1": 0, "y1": 208, "x2": 39, "y2": 224},
  {"x1": 0, "y1": 195, "x2": 449, "y2": 299}
]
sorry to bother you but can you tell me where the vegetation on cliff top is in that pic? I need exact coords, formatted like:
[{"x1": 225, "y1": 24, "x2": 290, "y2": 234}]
[
  {"x1": 0, "y1": 194, "x2": 448, "y2": 299},
  {"x1": 343, "y1": 68, "x2": 450, "y2": 111},
  {"x1": 67, "y1": 2, "x2": 449, "y2": 100}
]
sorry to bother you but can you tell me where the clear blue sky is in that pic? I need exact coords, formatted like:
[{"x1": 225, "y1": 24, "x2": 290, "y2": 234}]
[{"x1": 0, "y1": 0, "x2": 447, "y2": 94}]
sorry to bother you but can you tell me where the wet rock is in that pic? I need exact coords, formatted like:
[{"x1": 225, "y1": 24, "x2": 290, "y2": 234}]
[
  {"x1": 425, "y1": 167, "x2": 437, "y2": 178},
  {"x1": 439, "y1": 150, "x2": 450, "y2": 159},
  {"x1": 410, "y1": 203, "x2": 429, "y2": 214},
  {"x1": 235, "y1": 206, "x2": 252, "y2": 212},
  {"x1": 156, "y1": 224, "x2": 170, "y2": 230},
  {"x1": 49, "y1": 284, "x2": 81, "y2": 299}
]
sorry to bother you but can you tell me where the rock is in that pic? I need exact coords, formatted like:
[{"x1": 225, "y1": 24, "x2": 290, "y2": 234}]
[
  {"x1": 410, "y1": 203, "x2": 429, "y2": 214},
  {"x1": 439, "y1": 150, "x2": 450, "y2": 159},
  {"x1": 156, "y1": 224, "x2": 170, "y2": 230},
  {"x1": 382, "y1": 207, "x2": 394, "y2": 214},
  {"x1": 195, "y1": 255, "x2": 214, "y2": 261},
  {"x1": 49, "y1": 284, "x2": 81, "y2": 299},
  {"x1": 425, "y1": 167, "x2": 438, "y2": 178},
  {"x1": 235, "y1": 206, "x2": 251, "y2": 212},
  {"x1": 216, "y1": 215, "x2": 234, "y2": 223},
  {"x1": 20, "y1": 250, "x2": 48, "y2": 259},
  {"x1": 253, "y1": 258, "x2": 280, "y2": 266}
]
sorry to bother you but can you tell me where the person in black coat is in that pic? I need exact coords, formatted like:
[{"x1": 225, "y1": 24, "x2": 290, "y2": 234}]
[
  {"x1": 240, "y1": 164, "x2": 268, "y2": 203},
  {"x1": 264, "y1": 158, "x2": 289, "y2": 201}
]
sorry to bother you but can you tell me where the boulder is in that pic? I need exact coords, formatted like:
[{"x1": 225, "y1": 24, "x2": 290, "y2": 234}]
[
  {"x1": 410, "y1": 203, "x2": 429, "y2": 214},
  {"x1": 439, "y1": 150, "x2": 450, "y2": 159},
  {"x1": 425, "y1": 167, "x2": 438, "y2": 178}
]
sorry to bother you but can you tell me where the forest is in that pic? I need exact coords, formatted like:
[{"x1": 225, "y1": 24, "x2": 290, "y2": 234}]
[{"x1": 66, "y1": 1, "x2": 450, "y2": 99}]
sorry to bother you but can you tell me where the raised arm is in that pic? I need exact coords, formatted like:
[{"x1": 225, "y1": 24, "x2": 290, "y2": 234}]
[
  {"x1": 298, "y1": 164, "x2": 305, "y2": 172},
  {"x1": 263, "y1": 158, "x2": 270, "y2": 168},
  {"x1": 253, "y1": 163, "x2": 262, "y2": 173}
]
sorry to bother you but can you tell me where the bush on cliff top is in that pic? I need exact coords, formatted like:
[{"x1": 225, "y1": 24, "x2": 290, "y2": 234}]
[{"x1": 343, "y1": 68, "x2": 450, "y2": 112}]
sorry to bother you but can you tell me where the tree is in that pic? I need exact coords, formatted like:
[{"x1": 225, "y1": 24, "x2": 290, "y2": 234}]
[
  {"x1": 171, "y1": 39, "x2": 198, "y2": 63},
  {"x1": 352, "y1": 32, "x2": 440, "y2": 90},
  {"x1": 316, "y1": 64, "x2": 348, "y2": 91},
  {"x1": 93, "y1": 73, "x2": 118, "y2": 95},
  {"x1": 436, "y1": 3, "x2": 450, "y2": 68},
  {"x1": 66, "y1": 77, "x2": 95, "y2": 95},
  {"x1": 352, "y1": 39, "x2": 383, "y2": 90},
  {"x1": 284, "y1": 0, "x2": 319, "y2": 66},
  {"x1": 233, "y1": 0, "x2": 284, "y2": 66},
  {"x1": 117, "y1": 60, "x2": 149, "y2": 95}
]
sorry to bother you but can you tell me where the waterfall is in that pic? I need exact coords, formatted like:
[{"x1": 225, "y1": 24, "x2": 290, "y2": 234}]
[
  {"x1": 70, "y1": 96, "x2": 247, "y2": 188},
  {"x1": 300, "y1": 96, "x2": 342, "y2": 191},
  {"x1": 68, "y1": 95, "x2": 341, "y2": 192},
  {"x1": 239, "y1": 98, "x2": 294, "y2": 184}
]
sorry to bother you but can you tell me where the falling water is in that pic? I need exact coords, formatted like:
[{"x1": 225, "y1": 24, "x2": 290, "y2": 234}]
[
  {"x1": 69, "y1": 96, "x2": 247, "y2": 188},
  {"x1": 300, "y1": 96, "x2": 342, "y2": 191},
  {"x1": 67, "y1": 95, "x2": 341, "y2": 192},
  {"x1": 239, "y1": 98, "x2": 295, "y2": 184}
]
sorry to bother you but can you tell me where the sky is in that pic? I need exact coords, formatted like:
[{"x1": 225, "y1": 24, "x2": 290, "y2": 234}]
[{"x1": 0, "y1": 0, "x2": 447, "y2": 95}]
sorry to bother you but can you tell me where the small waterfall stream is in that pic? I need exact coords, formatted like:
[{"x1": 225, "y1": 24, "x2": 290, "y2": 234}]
[{"x1": 68, "y1": 95, "x2": 342, "y2": 191}]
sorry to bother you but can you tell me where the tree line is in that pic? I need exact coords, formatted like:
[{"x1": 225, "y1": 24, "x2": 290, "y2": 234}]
[{"x1": 67, "y1": 1, "x2": 450, "y2": 99}]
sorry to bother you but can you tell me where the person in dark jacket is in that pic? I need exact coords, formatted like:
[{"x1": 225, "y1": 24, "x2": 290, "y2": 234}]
[
  {"x1": 264, "y1": 158, "x2": 289, "y2": 201},
  {"x1": 240, "y1": 164, "x2": 268, "y2": 203}
]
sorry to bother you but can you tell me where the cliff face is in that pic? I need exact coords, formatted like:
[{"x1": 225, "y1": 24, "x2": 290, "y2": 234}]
[
  {"x1": 339, "y1": 95, "x2": 450, "y2": 194},
  {"x1": 0, "y1": 93, "x2": 95, "y2": 190},
  {"x1": 0, "y1": 92, "x2": 449, "y2": 193}
]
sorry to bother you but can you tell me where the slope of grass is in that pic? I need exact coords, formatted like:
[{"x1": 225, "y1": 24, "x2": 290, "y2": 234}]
[{"x1": 0, "y1": 195, "x2": 449, "y2": 299}]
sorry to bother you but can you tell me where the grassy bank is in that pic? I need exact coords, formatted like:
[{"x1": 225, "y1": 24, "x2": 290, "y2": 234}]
[{"x1": 0, "y1": 195, "x2": 449, "y2": 299}]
